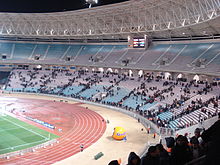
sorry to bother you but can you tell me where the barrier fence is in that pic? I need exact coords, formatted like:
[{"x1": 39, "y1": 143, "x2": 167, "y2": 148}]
[{"x1": 0, "y1": 139, "x2": 57, "y2": 159}]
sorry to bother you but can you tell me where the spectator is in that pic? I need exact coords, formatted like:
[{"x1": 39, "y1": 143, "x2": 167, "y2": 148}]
[
  {"x1": 140, "y1": 146, "x2": 160, "y2": 165},
  {"x1": 147, "y1": 126, "x2": 150, "y2": 134},
  {"x1": 165, "y1": 137, "x2": 175, "y2": 149},
  {"x1": 156, "y1": 143, "x2": 170, "y2": 165},
  {"x1": 201, "y1": 113, "x2": 220, "y2": 165},
  {"x1": 190, "y1": 136, "x2": 204, "y2": 159},
  {"x1": 127, "y1": 152, "x2": 141, "y2": 165},
  {"x1": 153, "y1": 132, "x2": 156, "y2": 139},
  {"x1": 193, "y1": 128, "x2": 202, "y2": 140},
  {"x1": 171, "y1": 135, "x2": 192, "y2": 165},
  {"x1": 108, "y1": 160, "x2": 120, "y2": 165},
  {"x1": 80, "y1": 144, "x2": 84, "y2": 152}
]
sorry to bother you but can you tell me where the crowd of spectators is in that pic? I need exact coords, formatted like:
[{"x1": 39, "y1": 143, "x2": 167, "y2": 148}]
[
  {"x1": 109, "y1": 113, "x2": 220, "y2": 165},
  {"x1": 6, "y1": 68, "x2": 220, "y2": 130}
]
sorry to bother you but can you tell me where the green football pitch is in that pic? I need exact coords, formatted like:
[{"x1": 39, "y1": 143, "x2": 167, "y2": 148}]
[{"x1": 0, "y1": 115, "x2": 59, "y2": 155}]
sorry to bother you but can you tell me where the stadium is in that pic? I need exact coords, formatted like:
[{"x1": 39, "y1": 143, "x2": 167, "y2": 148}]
[{"x1": 0, "y1": 0, "x2": 219, "y2": 164}]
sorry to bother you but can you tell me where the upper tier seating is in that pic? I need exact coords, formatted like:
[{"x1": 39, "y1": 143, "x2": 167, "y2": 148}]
[{"x1": 0, "y1": 41, "x2": 219, "y2": 75}]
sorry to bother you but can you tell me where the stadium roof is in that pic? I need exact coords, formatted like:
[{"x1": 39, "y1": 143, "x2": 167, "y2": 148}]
[{"x1": 0, "y1": 0, "x2": 220, "y2": 40}]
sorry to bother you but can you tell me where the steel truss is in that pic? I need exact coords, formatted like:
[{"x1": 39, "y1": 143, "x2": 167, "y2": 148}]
[{"x1": 0, "y1": 0, "x2": 220, "y2": 39}]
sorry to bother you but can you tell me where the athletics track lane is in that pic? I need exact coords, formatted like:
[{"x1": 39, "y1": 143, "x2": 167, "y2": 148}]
[{"x1": 0, "y1": 98, "x2": 106, "y2": 165}]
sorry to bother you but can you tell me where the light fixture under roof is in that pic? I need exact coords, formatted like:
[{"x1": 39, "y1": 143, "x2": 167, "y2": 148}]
[
  {"x1": 86, "y1": 0, "x2": 98, "y2": 4},
  {"x1": 85, "y1": 0, "x2": 98, "y2": 8}
]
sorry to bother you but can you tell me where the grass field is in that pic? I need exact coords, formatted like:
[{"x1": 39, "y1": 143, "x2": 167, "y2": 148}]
[{"x1": 0, "y1": 115, "x2": 59, "y2": 155}]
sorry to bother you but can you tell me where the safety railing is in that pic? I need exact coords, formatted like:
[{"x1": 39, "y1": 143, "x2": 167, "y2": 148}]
[{"x1": 0, "y1": 139, "x2": 57, "y2": 159}]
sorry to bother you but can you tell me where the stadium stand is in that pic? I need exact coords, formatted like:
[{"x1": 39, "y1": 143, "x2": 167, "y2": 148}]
[
  {"x1": 5, "y1": 68, "x2": 220, "y2": 131},
  {"x1": 0, "y1": 41, "x2": 219, "y2": 75},
  {"x1": 1, "y1": 39, "x2": 219, "y2": 165},
  {"x1": 1, "y1": 0, "x2": 220, "y2": 164}
]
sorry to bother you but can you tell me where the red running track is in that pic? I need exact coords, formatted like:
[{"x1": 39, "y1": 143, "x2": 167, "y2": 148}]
[{"x1": 0, "y1": 97, "x2": 106, "y2": 165}]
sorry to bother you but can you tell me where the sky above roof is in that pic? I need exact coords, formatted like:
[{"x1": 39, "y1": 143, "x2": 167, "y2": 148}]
[{"x1": 0, "y1": 0, "x2": 129, "y2": 13}]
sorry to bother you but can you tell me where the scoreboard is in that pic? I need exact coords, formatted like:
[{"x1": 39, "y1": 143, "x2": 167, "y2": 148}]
[{"x1": 133, "y1": 38, "x2": 145, "y2": 48}]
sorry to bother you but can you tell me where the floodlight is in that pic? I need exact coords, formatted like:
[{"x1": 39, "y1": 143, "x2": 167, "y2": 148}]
[
  {"x1": 85, "y1": 0, "x2": 98, "y2": 8},
  {"x1": 86, "y1": 0, "x2": 98, "y2": 4}
]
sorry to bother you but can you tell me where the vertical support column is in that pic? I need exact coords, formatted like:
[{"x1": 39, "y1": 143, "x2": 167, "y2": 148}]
[
  {"x1": 144, "y1": 34, "x2": 151, "y2": 49},
  {"x1": 128, "y1": 35, "x2": 133, "y2": 48}
]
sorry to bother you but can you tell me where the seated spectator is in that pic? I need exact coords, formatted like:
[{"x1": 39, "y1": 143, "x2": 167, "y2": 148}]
[
  {"x1": 193, "y1": 128, "x2": 202, "y2": 140},
  {"x1": 127, "y1": 152, "x2": 140, "y2": 165},
  {"x1": 156, "y1": 143, "x2": 170, "y2": 165},
  {"x1": 165, "y1": 137, "x2": 175, "y2": 149},
  {"x1": 108, "y1": 160, "x2": 120, "y2": 165},
  {"x1": 171, "y1": 135, "x2": 193, "y2": 165},
  {"x1": 190, "y1": 136, "x2": 204, "y2": 159},
  {"x1": 140, "y1": 146, "x2": 160, "y2": 165},
  {"x1": 201, "y1": 113, "x2": 220, "y2": 165}
]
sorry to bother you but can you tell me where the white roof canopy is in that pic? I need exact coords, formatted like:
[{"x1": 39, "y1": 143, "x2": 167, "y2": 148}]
[{"x1": 0, "y1": 0, "x2": 220, "y2": 40}]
